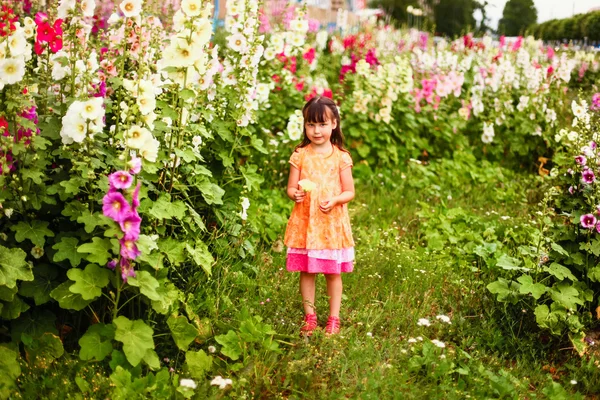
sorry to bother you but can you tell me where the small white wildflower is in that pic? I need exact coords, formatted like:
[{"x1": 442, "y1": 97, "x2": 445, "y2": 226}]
[
  {"x1": 208, "y1": 345, "x2": 216, "y2": 353},
  {"x1": 407, "y1": 338, "x2": 417, "y2": 343},
  {"x1": 436, "y1": 315, "x2": 452, "y2": 324},
  {"x1": 180, "y1": 379, "x2": 197, "y2": 389},
  {"x1": 570, "y1": 380, "x2": 577, "y2": 385},
  {"x1": 210, "y1": 376, "x2": 233, "y2": 389},
  {"x1": 366, "y1": 332, "x2": 373, "y2": 337},
  {"x1": 417, "y1": 318, "x2": 431, "y2": 327},
  {"x1": 4, "y1": 208, "x2": 14, "y2": 218},
  {"x1": 416, "y1": 336, "x2": 423, "y2": 341},
  {"x1": 431, "y1": 339, "x2": 446, "y2": 348}
]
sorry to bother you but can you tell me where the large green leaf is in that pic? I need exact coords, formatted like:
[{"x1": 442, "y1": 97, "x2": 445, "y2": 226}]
[
  {"x1": 197, "y1": 180, "x2": 224, "y2": 205},
  {"x1": 167, "y1": 315, "x2": 198, "y2": 351},
  {"x1": 148, "y1": 195, "x2": 186, "y2": 220},
  {"x1": 1, "y1": 295, "x2": 30, "y2": 320},
  {"x1": 50, "y1": 281, "x2": 93, "y2": 310},
  {"x1": 534, "y1": 304, "x2": 550, "y2": 329},
  {"x1": 544, "y1": 262, "x2": 577, "y2": 281},
  {"x1": 185, "y1": 241, "x2": 214, "y2": 276},
  {"x1": 150, "y1": 282, "x2": 180, "y2": 315},
  {"x1": 11, "y1": 310, "x2": 57, "y2": 343},
  {"x1": 77, "y1": 237, "x2": 113, "y2": 265},
  {"x1": 19, "y1": 264, "x2": 60, "y2": 305},
  {"x1": 127, "y1": 271, "x2": 161, "y2": 301},
  {"x1": 0, "y1": 345, "x2": 21, "y2": 399},
  {"x1": 79, "y1": 323, "x2": 115, "y2": 362},
  {"x1": 10, "y1": 220, "x2": 54, "y2": 247},
  {"x1": 77, "y1": 211, "x2": 102, "y2": 234},
  {"x1": 24, "y1": 332, "x2": 64, "y2": 362},
  {"x1": 0, "y1": 245, "x2": 33, "y2": 288},
  {"x1": 495, "y1": 254, "x2": 529, "y2": 271},
  {"x1": 240, "y1": 164, "x2": 264, "y2": 192},
  {"x1": 550, "y1": 282, "x2": 584, "y2": 310},
  {"x1": 185, "y1": 349, "x2": 213, "y2": 379},
  {"x1": 67, "y1": 264, "x2": 111, "y2": 300},
  {"x1": 113, "y1": 316, "x2": 155, "y2": 367},
  {"x1": 215, "y1": 330, "x2": 242, "y2": 361},
  {"x1": 52, "y1": 237, "x2": 83, "y2": 267},
  {"x1": 158, "y1": 238, "x2": 186, "y2": 265},
  {"x1": 517, "y1": 275, "x2": 547, "y2": 300}
]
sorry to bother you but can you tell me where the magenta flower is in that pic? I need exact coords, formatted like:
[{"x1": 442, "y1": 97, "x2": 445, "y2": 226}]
[
  {"x1": 575, "y1": 155, "x2": 587, "y2": 166},
  {"x1": 119, "y1": 211, "x2": 142, "y2": 241},
  {"x1": 107, "y1": 259, "x2": 117, "y2": 270},
  {"x1": 132, "y1": 183, "x2": 140, "y2": 208},
  {"x1": 120, "y1": 258, "x2": 136, "y2": 282},
  {"x1": 109, "y1": 170, "x2": 133, "y2": 190},
  {"x1": 128, "y1": 156, "x2": 142, "y2": 174},
  {"x1": 596, "y1": 221, "x2": 600, "y2": 233},
  {"x1": 569, "y1": 186, "x2": 576, "y2": 194},
  {"x1": 581, "y1": 214, "x2": 597, "y2": 229},
  {"x1": 120, "y1": 238, "x2": 141, "y2": 260},
  {"x1": 102, "y1": 191, "x2": 131, "y2": 222},
  {"x1": 582, "y1": 169, "x2": 596, "y2": 184}
]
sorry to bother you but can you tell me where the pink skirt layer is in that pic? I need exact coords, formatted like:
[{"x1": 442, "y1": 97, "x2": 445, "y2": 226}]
[{"x1": 286, "y1": 248, "x2": 354, "y2": 274}]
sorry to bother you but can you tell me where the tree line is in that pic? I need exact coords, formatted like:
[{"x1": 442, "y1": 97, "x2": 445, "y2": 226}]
[{"x1": 528, "y1": 11, "x2": 600, "y2": 42}]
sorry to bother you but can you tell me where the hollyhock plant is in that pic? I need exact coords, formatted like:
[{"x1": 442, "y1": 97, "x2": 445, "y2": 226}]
[
  {"x1": 582, "y1": 169, "x2": 595, "y2": 184},
  {"x1": 120, "y1": 258, "x2": 136, "y2": 282},
  {"x1": 575, "y1": 155, "x2": 587, "y2": 166},
  {"x1": 120, "y1": 238, "x2": 141, "y2": 260},
  {"x1": 119, "y1": 211, "x2": 142, "y2": 241}
]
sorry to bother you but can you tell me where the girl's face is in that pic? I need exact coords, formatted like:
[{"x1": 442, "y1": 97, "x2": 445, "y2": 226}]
[{"x1": 304, "y1": 116, "x2": 337, "y2": 146}]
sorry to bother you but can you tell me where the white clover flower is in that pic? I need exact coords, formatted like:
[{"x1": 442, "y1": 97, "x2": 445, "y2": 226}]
[
  {"x1": 417, "y1": 318, "x2": 431, "y2": 327},
  {"x1": 431, "y1": 339, "x2": 446, "y2": 348},
  {"x1": 436, "y1": 315, "x2": 451, "y2": 324},
  {"x1": 179, "y1": 378, "x2": 197, "y2": 389},
  {"x1": 210, "y1": 376, "x2": 233, "y2": 389},
  {"x1": 570, "y1": 380, "x2": 577, "y2": 385},
  {"x1": 120, "y1": 0, "x2": 143, "y2": 18},
  {"x1": 367, "y1": 332, "x2": 373, "y2": 337}
]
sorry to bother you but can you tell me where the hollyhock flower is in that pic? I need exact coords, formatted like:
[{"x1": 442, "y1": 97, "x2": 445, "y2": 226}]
[
  {"x1": 132, "y1": 182, "x2": 141, "y2": 208},
  {"x1": 581, "y1": 214, "x2": 597, "y2": 229},
  {"x1": 119, "y1": 211, "x2": 142, "y2": 241},
  {"x1": 120, "y1": 238, "x2": 141, "y2": 260},
  {"x1": 109, "y1": 171, "x2": 133, "y2": 190},
  {"x1": 568, "y1": 186, "x2": 575, "y2": 194},
  {"x1": 120, "y1": 258, "x2": 136, "y2": 282},
  {"x1": 591, "y1": 93, "x2": 600, "y2": 111},
  {"x1": 582, "y1": 169, "x2": 595, "y2": 184},
  {"x1": 102, "y1": 191, "x2": 132, "y2": 222},
  {"x1": 119, "y1": 0, "x2": 142, "y2": 18},
  {"x1": 107, "y1": 260, "x2": 117, "y2": 270},
  {"x1": 128, "y1": 156, "x2": 142, "y2": 174},
  {"x1": 575, "y1": 155, "x2": 587, "y2": 166},
  {"x1": 0, "y1": 58, "x2": 26, "y2": 85}
]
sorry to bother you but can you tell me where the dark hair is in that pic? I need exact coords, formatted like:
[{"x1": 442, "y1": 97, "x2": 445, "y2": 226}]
[{"x1": 294, "y1": 96, "x2": 349, "y2": 153}]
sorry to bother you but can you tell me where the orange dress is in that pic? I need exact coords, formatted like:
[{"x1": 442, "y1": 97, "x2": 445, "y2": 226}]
[{"x1": 284, "y1": 144, "x2": 355, "y2": 274}]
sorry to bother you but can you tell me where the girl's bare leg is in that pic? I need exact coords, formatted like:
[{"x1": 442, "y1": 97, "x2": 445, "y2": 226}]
[
  {"x1": 324, "y1": 274, "x2": 343, "y2": 317},
  {"x1": 299, "y1": 272, "x2": 317, "y2": 314}
]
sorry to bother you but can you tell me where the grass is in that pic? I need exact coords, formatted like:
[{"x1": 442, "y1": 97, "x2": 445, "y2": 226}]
[{"x1": 13, "y1": 153, "x2": 595, "y2": 399}]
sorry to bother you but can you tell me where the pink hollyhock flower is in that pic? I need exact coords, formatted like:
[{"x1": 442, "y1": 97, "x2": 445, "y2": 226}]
[
  {"x1": 591, "y1": 93, "x2": 600, "y2": 111},
  {"x1": 581, "y1": 213, "x2": 597, "y2": 229},
  {"x1": 132, "y1": 182, "x2": 140, "y2": 208},
  {"x1": 582, "y1": 169, "x2": 596, "y2": 184},
  {"x1": 35, "y1": 12, "x2": 48, "y2": 25},
  {"x1": 575, "y1": 155, "x2": 587, "y2": 166},
  {"x1": 128, "y1": 155, "x2": 142, "y2": 174},
  {"x1": 303, "y1": 48, "x2": 316, "y2": 64},
  {"x1": 120, "y1": 238, "x2": 141, "y2": 260},
  {"x1": 102, "y1": 191, "x2": 131, "y2": 222},
  {"x1": 511, "y1": 36, "x2": 523, "y2": 52},
  {"x1": 568, "y1": 185, "x2": 575, "y2": 194},
  {"x1": 107, "y1": 259, "x2": 117, "y2": 270},
  {"x1": 120, "y1": 258, "x2": 136, "y2": 282},
  {"x1": 109, "y1": 170, "x2": 134, "y2": 190},
  {"x1": 547, "y1": 46, "x2": 555, "y2": 60},
  {"x1": 119, "y1": 211, "x2": 142, "y2": 241}
]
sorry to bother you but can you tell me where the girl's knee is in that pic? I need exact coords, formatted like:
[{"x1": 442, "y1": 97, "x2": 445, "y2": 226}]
[{"x1": 324, "y1": 273, "x2": 341, "y2": 281}]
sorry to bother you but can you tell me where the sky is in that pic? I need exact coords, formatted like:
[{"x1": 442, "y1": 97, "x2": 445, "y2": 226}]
[{"x1": 483, "y1": 0, "x2": 600, "y2": 30}]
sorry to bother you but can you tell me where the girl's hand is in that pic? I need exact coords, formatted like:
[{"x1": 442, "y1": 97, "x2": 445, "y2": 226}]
[
  {"x1": 293, "y1": 189, "x2": 306, "y2": 203},
  {"x1": 319, "y1": 198, "x2": 338, "y2": 213}
]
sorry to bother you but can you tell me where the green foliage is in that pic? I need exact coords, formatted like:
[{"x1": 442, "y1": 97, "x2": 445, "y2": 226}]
[
  {"x1": 498, "y1": 0, "x2": 537, "y2": 36},
  {"x1": 434, "y1": 0, "x2": 477, "y2": 37}
]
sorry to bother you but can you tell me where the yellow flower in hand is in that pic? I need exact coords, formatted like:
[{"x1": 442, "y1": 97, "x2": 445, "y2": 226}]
[{"x1": 298, "y1": 179, "x2": 317, "y2": 192}]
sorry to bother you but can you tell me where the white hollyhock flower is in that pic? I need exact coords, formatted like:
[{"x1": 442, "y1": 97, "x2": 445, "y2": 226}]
[
  {"x1": 290, "y1": 18, "x2": 308, "y2": 33},
  {"x1": 0, "y1": 57, "x2": 26, "y2": 85},
  {"x1": 572, "y1": 100, "x2": 587, "y2": 119},
  {"x1": 227, "y1": 33, "x2": 247, "y2": 53},
  {"x1": 81, "y1": 97, "x2": 104, "y2": 120},
  {"x1": 80, "y1": 0, "x2": 96, "y2": 17},
  {"x1": 137, "y1": 94, "x2": 156, "y2": 116},
  {"x1": 192, "y1": 19, "x2": 213, "y2": 46},
  {"x1": 140, "y1": 136, "x2": 160, "y2": 162},
  {"x1": 125, "y1": 125, "x2": 152, "y2": 149},
  {"x1": 120, "y1": 0, "x2": 142, "y2": 18},
  {"x1": 57, "y1": 0, "x2": 76, "y2": 19},
  {"x1": 8, "y1": 31, "x2": 28, "y2": 56},
  {"x1": 181, "y1": 0, "x2": 202, "y2": 17}
]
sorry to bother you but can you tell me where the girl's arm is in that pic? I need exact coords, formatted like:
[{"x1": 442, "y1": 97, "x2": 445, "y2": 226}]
[
  {"x1": 287, "y1": 165, "x2": 306, "y2": 203},
  {"x1": 320, "y1": 167, "x2": 354, "y2": 213}
]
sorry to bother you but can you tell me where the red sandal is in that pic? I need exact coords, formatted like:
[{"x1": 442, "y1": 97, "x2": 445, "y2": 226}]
[
  {"x1": 300, "y1": 313, "x2": 318, "y2": 336},
  {"x1": 325, "y1": 316, "x2": 341, "y2": 335}
]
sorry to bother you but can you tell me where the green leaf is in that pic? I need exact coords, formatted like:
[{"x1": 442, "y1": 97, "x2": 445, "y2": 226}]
[
  {"x1": 79, "y1": 324, "x2": 115, "y2": 362},
  {"x1": 569, "y1": 331, "x2": 587, "y2": 357},
  {"x1": 158, "y1": 238, "x2": 186, "y2": 265},
  {"x1": 587, "y1": 266, "x2": 600, "y2": 282},
  {"x1": 496, "y1": 254, "x2": 529, "y2": 271},
  {"x1": 22, "y1": 170, "x2": 45, "y2": 185},
  {"x1": 184, "y1": 204, "x2": 206, "y2": 231},
  {"x1": 544, "y1": 262, "x2": 577, "y2": 281},
  {"x1": 250, "y1": 136, "x2": 268, "y2": 154},
  {"x1": 534, "y1": 304, "x2": 550, "y2": 329},
  {"x1": 10, "y1": 220, "x2": 54, "y2": 247},
  {"x1": 67, "y1": 264, "x2": 111, "y2": 300},
  {"x1": 77, "y1": 237, "x2": 113, "y2": 265},
  {"x1": 77, "y1": 211, "x2": 102, "y2": 234},
  {"x1": 517, "y1": 275, "x2": 547, "y2": 300},
  {"x1": 0, "y1": 286, "x2": 17, "y2": 302},
  {"x1": 551, "y1": 243, "x2": 569, "y2": 257},
  {"x1": 550, "y1": 282, "x2": 584, "y2": 310},
  {"x1": 60, "y1": 177, "x2": 86, "y2": 195},
  {"x1": 52, "y1": 237, "x2": 83, "y2": 268},
  {"x1": 143, "y1": 348, "x2": 160, "y2": 370},
  {"x1": 113, "y1": 316, "x2": 155, "y2": 367},
  {"x1": 0, "y1": 245, "x2": 33, "y2": 288},
  {"x1": 148, "y1": 195, "x2": 187, "y2": 220},
  {"x1": 25, "y1": 333, "x2": 64, "y2": 362},
  {"x1": 185, "y1": 241, "x2": 214, "y2": 276},
  {"x1": 127, "y1": 271, "x2": 161, "y2": 301},
  {"x1": 19, "y1": 264, "x2": 60, "y2": 305},
  {"x1": 0, "y1": 345, "x2": 21, "y2": 398},
  {"x1": 197, "y1": 180, "x2": 225, "y2": 205},
  {"x1": 50, "y1": 281, "x2": 93, "y2": 311},
  {"x1": 215, "y1": 330, "x2": 242, "y2": 360},
  {"x1": 486, "y1": 278, "x2": 520, "y2": 304},
  {"x1": 11, "y1": 310, "x2": 57, "y2": 342},
  {"x1": 167, "y1": 315, "x2": 198, "y2": 351},
  {"x1": 240, "y1": 164, "x2": 264, "y2": 192},
  {"x1": 150, "y1": 283, "x2": 180, "y2": 315},
  {"x1": 1, "y1": 295, "x2": 30, "y2": 320},
  {"x1": 136, "y1": 235, "x2": 158, "y2": 254},
  {"x1": 185, "y1": 349, "x2": 213, "y2": 379}
]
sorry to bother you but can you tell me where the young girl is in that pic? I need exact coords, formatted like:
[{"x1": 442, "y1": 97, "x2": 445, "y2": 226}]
[{"x1": 284, "y1": 96, "x2": 355, "y2": 336}]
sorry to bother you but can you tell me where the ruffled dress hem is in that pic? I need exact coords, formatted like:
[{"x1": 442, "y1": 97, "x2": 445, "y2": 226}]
[{"x1": 286, "y1": 247, "x2": 354, "y2": 274}]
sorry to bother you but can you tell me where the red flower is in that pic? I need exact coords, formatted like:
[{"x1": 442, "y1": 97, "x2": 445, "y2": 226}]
[
  {"x1": 303, "y1": 48, "x2": 316, "y2": 64},
  {"x1": 49, "y1": 36, "x2": 63, "y2": 53},
  {"x1": 37, "y1": 21, "x2": 54, "y2": 42}
]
